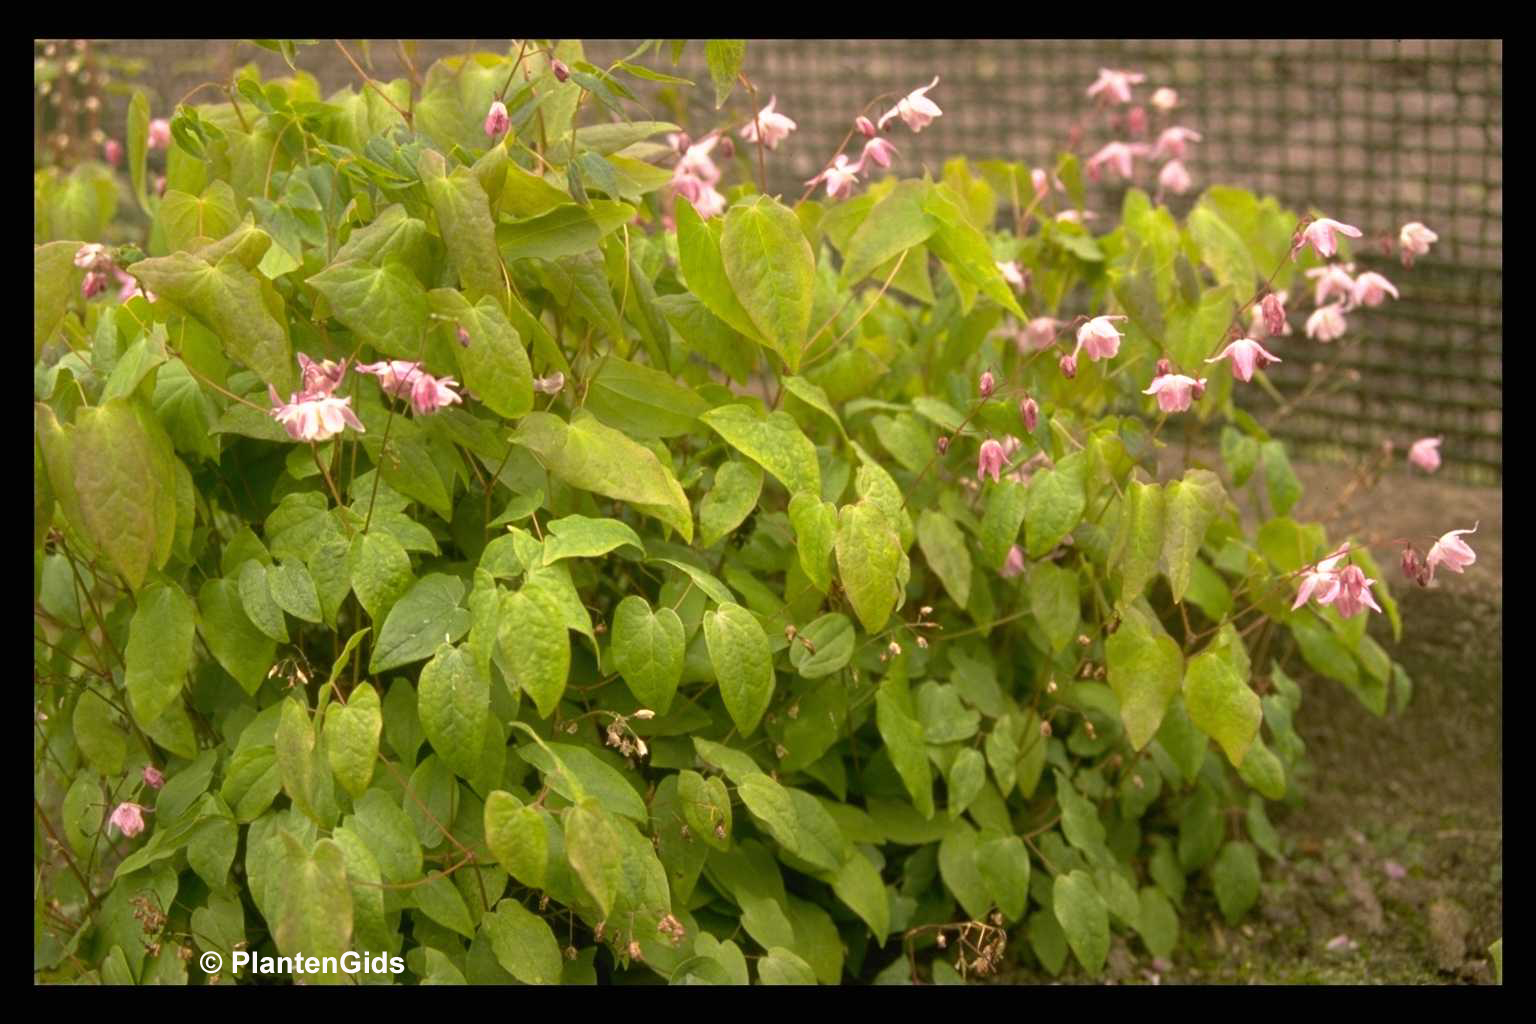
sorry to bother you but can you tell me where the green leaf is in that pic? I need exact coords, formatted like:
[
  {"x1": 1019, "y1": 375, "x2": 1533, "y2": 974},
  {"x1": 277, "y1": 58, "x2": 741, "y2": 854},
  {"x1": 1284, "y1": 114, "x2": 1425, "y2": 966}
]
[
  {"x1": 1055, "y1": 769, "x2": 1107, "y2": 852},
  {"x1": 484, "y1": 791, "x2": 548, "y2": 888},
  {"x1": 831, "y1": 850, "x2": 889, "y2": 942},
  {"x1": 499, "y1": 583, "x2": 571, "y2": 717},
  {"x1": 483, "y1": 898, "x2": 563, "y2": 985},
  {"x1": 34, "y1": 241, "x2": 80, "y2": 362},
  {"x1": 840, "y1": 181, "x2": 938, "y2": 285},
  {"x1": 758, "y1": 947, "x2": 817, "y2": 986},
  {"x1": 1184, "y1": 648, "x2": 1262, "y2": 767},
  {"x1": 704, "y1": 602, "x2": 775, "y2": 737},
  {"x1": 678, "y1": 770, "x2": 733, "y2": 851},
  {"x1": 1053, "y1": 870, "x2": 1109, "y2": 975},
  {"x1": 514, "y1": 411, "x2": 692, "y2": 541},
  {"x1": 370, "y1": 574, "x2": 471, "y2": 673},
  {"x1": 1106, "y1": 616, "x2": 1184, "y2": 750},
  {"x1": 347, "y1": 789, "x2": 423, "y2": 883},
  {"x1": 699, "y1": 460, "x2": 764, "y2": 548},
  {"x1": 418, "y1": 643, "x2": 490, "y2": 781},
  {"x1": 1212, "y1": 841, "x2": 1261, "y2": 924},
  {"x1": 1188, "y1": 206, "x2": 1258, "y2": 295},
  {"x1": 158, "y1": 183, "x2": 239, "y2": 254},
  {"x1": 1028, "y1": 562, "x2": 1080, "y2": 653},
  {"x1": 788, "y1": 493, "x2": 837, "y2": 593},
  {"x1": 273, "y1": 835, "x2": 353, "y2": 972},
  {"x1": 674, "y1": 198, "x2": 767, "y2": 346},
  {"x1": 123, "y1": 583, "x2": 195, "y2": 728},
  {"x1": 197, "y1": 578, "x2": 275, "y2": 694},
  {"x1": 72, "y1": 688, "x2": 126, "y2": 777},
  {"x1": 916, "y1": 508, "x2": 972, "y2": 607},
  {"x1": 586, "y1": 356, "x2": 709, "y2": 439},
  {"x1": 946, "y1": 747, "x2": 987, "y2": 819},
  {"x1": 836, "y1": 502, "x2": 903, "y2": 634},
  {"x1": 1025, "y1": 452, "x2": 1087, "y2": 558},
  {"x1": 564, "y1": 801, "x2": 622, "y2": 916},
  {"x1": 132, "y1": 250, "x2": 294, "y2": 394},
  {"x1": 876, "y1": 676, "x2": 933, "y2": 819},
  {"x1": 1220, "y1": 426, "x2": 1260, "y2": 488},
  {"x1": 496, "y1": 202, "x2": 632, "y2": 263},
  {"x1": 1136, "y1": 887, "x2": 1179, "y2": 958},
  {"x1": 938, "y1": 822, "x2": 993, "y2": 921},
  {"x1": 977, "y1": 835, "x2": 1031, "y2": 922},
  {"x1": 611, "y1": 596, "x2": 685, "y2": 714},
  {"x1": 275, "y1": 697, "x2": 334, "y2": 828},
  {"x1": 542, "y1": 514, "x2": 645, "y2": 565},
  {"x1": 428, "y1": 290, "x2": 533, "y2": 420},
  {"x1": 1111, "y1": 480, "x2": 1164, "y2": 607},
  {"x1": 737, "y1": 773, "x2": 848, "y2": 872},
  {"x1": 788, "y1": 612, "x2": 855, "y2": 680},
  {"x1": 309, "y1": 259, "x2": 428, "y2": 361},
  {"x1": 268, "y1": 561, "x2": 322, "y2": 623},
  {"x1": 1237, "y1": 736, "x2": 1287, "y2": 800},
  {"x1": 322, "y1": 682, "x2": 381, "y2": 799},
  {"x1": 1261, "y1": 440, "x2": 1302, "y2": 517},
  {"x1": 720, "y1": 197, "x2": 816, "y2": 372},
  {"x1": 347, "y1": 531, "x2": 413, "y2": 625},
  {"x1": 412, "y1": 874, "x2": 475, "y2": 939},
  {"x1": 420, "y1": 154, "x2": 502, "y2": 298},
  {"x1": 70, "y1": 398, "x2": 175, "y2": 590},
  {"x1": 979, "y1": 479, "x2": 1029, "y2": 571},
  {"x1": 1162, "y1": 469, "x2": 1225, "y2": 604},
  {"x1": 699, "y1": 404, "x2": 821, "y2": 498},
  {"x1": 238, "y1": 559, "x2": 289, "y2": 643},
  {"x1": 705, "y1": 40, "x2": 746, "y2": 108}
]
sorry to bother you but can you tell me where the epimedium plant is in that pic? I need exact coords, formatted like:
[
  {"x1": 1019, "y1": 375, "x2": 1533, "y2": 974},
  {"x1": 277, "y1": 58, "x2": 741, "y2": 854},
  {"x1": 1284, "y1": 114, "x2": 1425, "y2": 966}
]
[{"x1": 34, "y1": 39, "x2": 1480, "y2": 986}]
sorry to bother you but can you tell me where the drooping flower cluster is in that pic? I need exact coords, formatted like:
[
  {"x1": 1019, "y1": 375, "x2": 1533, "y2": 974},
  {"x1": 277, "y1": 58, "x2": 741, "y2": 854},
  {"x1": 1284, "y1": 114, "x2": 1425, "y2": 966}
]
[
  {"x1": 356, "y1": 359, "x2": 463, "y2": 416},
  {"x1": 1291, "y1": 545, "x2": 1383, "y2": 618},
  {"x1": 669, "y1": 133, "x2": 728, "y2": 218},
  {"x1": 808, "y1": 78, "x2": 942, "y2": 200},
  {"x1": 1080, "y1": 69, "x2": 1200, "y2": 196},
  {"x1": 75, "y1": 243, "x2": 155, "y2": 304},
  {"x1": 268, "y1": 353, "x2": 366, "y2": 443},
  {"x1": 1400, "y1": 525, "x2": 1477, "y2": 588}
]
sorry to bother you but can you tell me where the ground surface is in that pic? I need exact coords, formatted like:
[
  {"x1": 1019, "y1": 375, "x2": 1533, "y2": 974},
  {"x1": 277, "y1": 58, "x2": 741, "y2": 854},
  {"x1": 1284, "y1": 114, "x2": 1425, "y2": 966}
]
[{"x1": 995, "y1": 460, "x2": 1503, "y2": 986}]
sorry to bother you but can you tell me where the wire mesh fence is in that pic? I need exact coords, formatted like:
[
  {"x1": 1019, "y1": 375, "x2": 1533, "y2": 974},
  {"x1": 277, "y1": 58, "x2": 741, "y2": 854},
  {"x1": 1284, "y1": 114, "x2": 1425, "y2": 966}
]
[{"x1": 58, "y1": 39, "x2": 1502, "y2": 482}]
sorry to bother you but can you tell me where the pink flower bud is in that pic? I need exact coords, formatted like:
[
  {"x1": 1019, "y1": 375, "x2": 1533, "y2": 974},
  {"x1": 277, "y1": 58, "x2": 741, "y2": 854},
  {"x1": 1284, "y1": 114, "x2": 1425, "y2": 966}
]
[
  {"x1": 142, "y1": 764, "x2": 165, "y2": 790},
  {"x1": 73, "y1": 243, "x2": 111, "y2": 272},
  {"x1": 1059, "y1": 353, "x2": 1077, "y2": 379},
  {"x1": 718, "y1": 135, "x2": 735, "y2": 159},
  {"x1": 1262, "y1": 293, "x2": 1288, "y2": 336},
  {"x1": 855, "y1": 115, "x2": 877, "y2": 138},
  {"x1": 456, "y1": 325, "x2": 471, "y2": 348},
  {"x1": 1408, "y1": 437, "x2": 1441, "y2": 474},
  {"x1": 996, "y1": 260, "x2": 1026, "y2": 291},
  {"x1": 533, "y1": 372, "x2": 566, "y2": 395},
  {"x1": 977, "y1": 439, "x2": 1007, "y2": 483},
  {"x1": 1127, "y1": 106, "x2": 1147, "y2": 137},
  {"x1": 936, "y1": 436, "x2": 950, "y2": 455},
  {"x1": 103, "y1": 138, "x2": 122, "y2": 167},
  {"x1": 1031, "y1": 167, "x2": 1050, "y2": 198},
  {"x1": 551, "y1": 58, "x2": 570, "y2": 83},
  {"x1": 1000, "y1": 545, "x2": 1026, "y2": 579},
  {"x1": 154, "y1": 174, "x2": 167, "y2": 197},
  {"x1": 978, "y1": 370, "x2": 995, "y2": 398},
  {"x1": 483, "y1": 101, "x2": 510, "y2": 139},
  {"x1": 81, "y1": 271, "x2": 109, "y2": 299},
  {"x1": 147, "y1": 118, "x2": 171, "y2": 150},
  {"x1": 1020, "y1": 316, "x2": 1061, "y2": 351},
  {"x1": 1400, "y1": 545, "x2": 1423, "y2": 583},
  {"x1": 1020, "y1": 396, "x2": 1039, "y2": 432},
  {"x1": 1151, "y1": 87, "x2": 1179, "y2": 112},
  {"x1": 1156, "y1": 358, "x2": 1173, "y2": 376}
]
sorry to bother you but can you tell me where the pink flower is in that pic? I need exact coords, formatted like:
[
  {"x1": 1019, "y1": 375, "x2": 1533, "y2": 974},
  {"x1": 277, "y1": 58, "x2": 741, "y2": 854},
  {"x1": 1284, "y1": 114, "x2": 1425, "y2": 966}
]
[
  {"x1": 268, "y1": 386, "x2": 366, "y2": 442},
  {"x1": 103, "y1": 138, "x2": 123, "y2": 167},
  {"x1": 677, "y1": 134, "x2": 722, "y2": 185},
  {"x1": 1021, "y1": 317, "x2": 1063, "y2": 351},
  {"x1": 1158, "y1": 159, "x2": 1192, "y2": 195},
  {"x1": 1425, "y1": 524, "x2": 1477, "y2": 577},
  {"x1": 977, "y1": 439, "x2": 1007, "y2": 483},
  {"x1": 1055, "y1": 209, "x2": 1097, "y2": 224},
  {"x1": 1142, "y1": 372, "x2": 1206, "y2": 413},
  {"x1": 856, "y1": 136, "x2": 898, "y2": 172},
  {"x1": 109, "y1": 802, "x2": 147, "y2": 838},
  {"x1": 1351, "y1": 271, "x2": 1399, "y2": 308},
  {"x1": 1305, "y1": 303, "x2": 1349, "y2": 342},
  {"x1": 996, "y1": 261, "x2": 1026, "y2": 291},
  {"x1": 1127, "y1": 106, "x2": 1147, "y2": 137},
  {"x1": 1331, "y1": 564, "x2": 1383, "y2": 618},
  {"x1": 1408, "y1": 437, "x2": 1441, "y2": 473},
  {"x1": 1206, "y1": 338, "x2": 1281, "y2": 383},
  {"x1": 1086, "y1": 68, "x2": 1146, "y2": 106},
  {"x1": 1292, "y1": 545, "x2": 1349, "y2": 610},
  {"x1": 1298, "y1": 217, "x2": 1363, "y2": 260},
  {"x1": 147, "y1": 117, "x2": 172, "y2": 150},
  {"x1": 142, "y1": 764, "x2": 165, "y2": 790},
  {"x1": 1383, "y1": 860, "x2": 1408, "y2": 881},
  {"x1": 1086, "y1": 141, "x2": 1138, "y2": 182},
  {"x1": 114, "y1": 268, "x2": 154, "y2": 304},
  {"x1": 73, "y1": 243, "x2": 110, "y2": 272},
  {"x1": 1306, "y1": 263, "x2": 1357, "y2": 308},
  {"x1": 978, "y1": 370, "x2": 996, "y2": 398},
  {"x1": 1261, "y1": 292, "x2": 1290, "y2": 338},
  {"x1": 740, "y1": 96, "x2": 797, "y2": 150},
  {"x1": 878, "y1": 76, "x2": 943, "y2": 132},
  {"x1": 1150, "y1": 87, "x2": 1179, "y2": 112},
  {"x1": 1031, "y1": 167, "x2": 1050, "y2": 198},
  {"x1": 483, "y1": 101, "x2": 510, "y2": 139},
  {"x1": 1075, "y1": 315, "x2": 1127, "y2": 361},
  {"x1": 807, "y1": 154, "x2": 860, "y2": 201},
  {"x1": 551, "y1": 58, "x2": 571, "y2": 83},
  {"x1": 81, "y1": 271, "x2": 110, "y2": 299},
  {"x1": 1153, "y1": 126, "x2": 1203, "y2": 161},
  {"x1": 1398, "y1": 222, "x2": 1438, "y2": 268},
  {"x1": 297, "y1": 352, "x2": 346, "y2": 398},
  {"x1": 1059, "y1": 353, "x2": 1078, "y2": 379},
  {"x1": 533, "y1": 372, "x2": 566, "y2": 395},
  {"x1": 855, "y1": 115, "x2": 876, "y2": 138},
  {"x1": 1020, "y1": 396, "x2": 1039, "y2": 432},
  {"x1": 357, "y1": 360, "x2": 426, "y2": 399},
  {"x1": 689, "y1": 184, "x2": 727, "y2": 219},
  {"x1": 1000, "y1": 545, "x2": 1026, "y2": 579},
  {"x1": 154, "y1": 175, "x2": 167, "y2": 197},
  {"x1": 410, "y1": 372, "x2": 463, "y2": 415}
]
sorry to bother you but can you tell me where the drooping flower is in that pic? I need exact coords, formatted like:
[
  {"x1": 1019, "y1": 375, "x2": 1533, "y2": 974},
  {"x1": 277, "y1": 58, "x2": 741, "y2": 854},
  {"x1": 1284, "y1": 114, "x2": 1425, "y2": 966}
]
[
  {"x1": 878, "y1": 76, "x2": 943, "y2": 132},
  {"x1": 1425, "y1": 524, "x2": 1477, "y2": 577},
  {"x1": 109, "y1": 802, "x2": 147, "y2": 838},
  {"x1": 1297, "y1": 217, "x2": 1363, "y2": 260},
  {"x1": 856, "y1": 136, "x2": 898, "y2": 172},
  {"x1": 81, "y1": 271, "x2": 110, "y2": 299},
  {"x1": 688, "y1": 183, "x2": 728, "y2": 219},
  {"x1": 1408, "y1": 437, "x2": 1442, "y2": 473},
  {"x1": 1031, "y1": 167, "x2": 1050, "y2": 198},
  {"x1": 297, "y1": 352, "x2": 346, "y2": 398},
  {"x1": 1331, "y1": 564, "x2": 1383, "y2": 618},
  {"x1": 997, "y1": 261, "x2": 1026, "y2": 291},
  {"x1": 147, "y1": 117, "x2": 172, "y2": 150},
  {"x1": 1150, "y1": 87, "x2": 1179, "y2": 112},
  {"x1": 1401, "y1": 545, "x2": 1425, "y2": 584},
  {"x1": 1127, "y1": 106, "x2": 1148, "y2": 137},
  {"x1": 533, "y1": 372, "x2": 566, "y2": 395},
  {"x1": 1306, "y1": 263, "x2": 1357, "y2": 308},
  {"x1": 1020, "y1": 396, "x2": 1039, "y2": 432},
  {"x1": 1086, "y1": 68, "x2": 1146, "y2": 106},
  {"x1": 1351, "y1": 271, "x2": 1400, "y2": 308},
  {"x1": 855, "y1": 115, "x2": 877, "y2": 138},
  {"x1": 114, "y1": 268, "x2": 154, "y2": 304},
  {"x1": 1075, "y1": 315, "x2": 1127, "y2": 361},
  {"x1": 1153, "y1": 126, "x2": 1202, "y2": 161},
  {"x1": 676, "y1": 133, "x2": 722, "y2": 186},
  {"x1": 1292, "y1": 545, "x2": 1350, "y2": 610},
  {"x1": 978, "y1": 370, "x2": 996, "y2": 398},
  {"x1": 1398, "y1": 222, "x2": 1438, "y2": 268},
  {"x1": 1206, "y1": 338, "x2": 1281, "y2": 382},
  {"x1": 1143, "y1": 372, "x2": 1206, "y2": 413},
  {"x1": 739, "y1": 96, "x2": 797, "y2": 150},
  {"x1": 1000, "y1": 545, "x2": 1026, "y2": 579},
  {"x1": 1261, "y1": 292, "x2": 1290, "y2": 337},
  {"x1": 1059, "y1": 353, "x2": 1078, "y2": 379},
  {"x1": 73, "y1": 242, "x2": 111, "y2": 271},
  {"x1": 1157, "y1": 159, "x2": 1192, "y2": 195},
  {"x1": 268, "y1": 386, "x2": 366, "y2": 442},
  {"x1": 356, "y1": 360, "x2": 426, "y2": 400},
  {"x1": 483, "y1": 101, "x2": 510, "y2": 139},
  {"x1": 103, "y1": 138, "x2": 122, "y2": 167},
  {"x1": 1021, "y1": 316, "x2": 1063, "y2": 351},
  {"x1": 409, "y1": 372, "x2": 463, "y2": 415},
  {"x1": 807, "y1": 154, "x2": 860, "y2": 201},
  {"x1": 1086, "y1": 141, "x2": 1138, "y2": 182},
  {"x1": 1305, "y1": 303, "x2": 1349, "y2": 342},
  {"x1": 142, "y1": 764, "x2": 165, "y2": 790},
  {"x1": 977, "y1": 439, "x2": 1007, "y2": 483}
]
